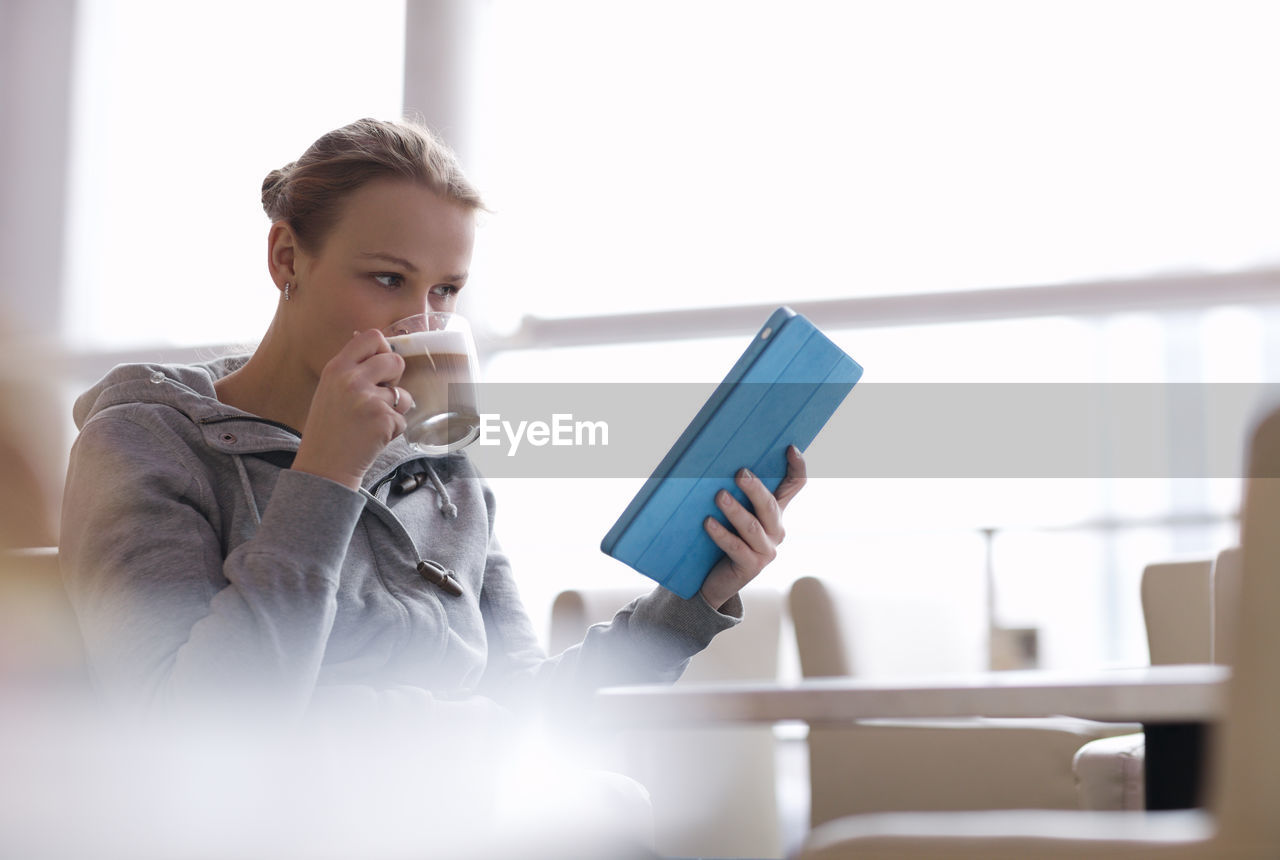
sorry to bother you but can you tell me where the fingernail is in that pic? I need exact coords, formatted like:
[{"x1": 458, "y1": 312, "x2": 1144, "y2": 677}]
[
  {"x1": 717, "y1": 490, "x2": 731, "y2": 508},
  {"x1": 738, "y1": 468, "x2": 753, "y2": 484}
]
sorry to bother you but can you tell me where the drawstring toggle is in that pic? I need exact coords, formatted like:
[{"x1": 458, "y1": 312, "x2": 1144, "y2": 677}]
[{"x1": 417, "y1": 559, "x2": 463, "y2": 597}]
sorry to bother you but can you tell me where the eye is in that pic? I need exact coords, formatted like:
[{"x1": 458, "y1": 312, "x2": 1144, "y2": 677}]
[
  {"x1": 431, "y1": 284, "x2": 460, "y2": 299},
  {"x1": 373, "y1": 273, "x2": 404, "y2": 289}
]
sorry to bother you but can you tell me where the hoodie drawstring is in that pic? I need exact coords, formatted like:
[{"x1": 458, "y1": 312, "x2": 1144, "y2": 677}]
[
  {"x1": 391, "y1": 461, "x2": 458, "y2": 519},
  {"x1": 236, "y1": 456, "x2": 454, "y2": 524},
  {"x1": 423, "y1": 463, "x2": 458, "y2": 519}
]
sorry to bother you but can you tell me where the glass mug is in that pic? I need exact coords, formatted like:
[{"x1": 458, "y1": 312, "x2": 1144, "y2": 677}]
[{"x1": 383, "y1": 312, "x2": 481, "y2": 454}]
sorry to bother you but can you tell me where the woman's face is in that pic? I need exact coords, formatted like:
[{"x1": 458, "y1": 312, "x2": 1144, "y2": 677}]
[{"x1": 286, "y1": 177, "x2": 476, "y2": 377}]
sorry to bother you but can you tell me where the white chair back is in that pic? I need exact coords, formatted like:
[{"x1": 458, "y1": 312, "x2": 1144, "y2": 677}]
[
  {"x1": 549, "y1": 586, "x2": 783, "y2": 683},
  {"x1": 789, "y1": 576, "x2": 982, "y2": 679},
  {"x1": 788, "y1": 576, "x2": 853, "y2": 677},
  {"x1": 1213, "y1": 411, "x2": 1280, "y2": 851},
  {"x1": 1140, "y1": 559, "x2": 1212, "y2": 665},
  {"x1": 1210, "y1": 546, "x2": 1243, "y2": 666}
]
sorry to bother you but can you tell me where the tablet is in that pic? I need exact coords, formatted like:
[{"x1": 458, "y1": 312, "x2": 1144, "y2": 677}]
[{"x1": 600, "y1": 307, "x2": 863, "y2": 599}]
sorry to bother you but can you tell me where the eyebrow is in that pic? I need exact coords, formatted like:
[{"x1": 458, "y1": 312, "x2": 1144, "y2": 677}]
[
  {"x1": 359, "y1": 251, "x2": 419, "y2": 273},
  {"x1": 358, "y1": 251, "x2": 467, "y2": 283}
]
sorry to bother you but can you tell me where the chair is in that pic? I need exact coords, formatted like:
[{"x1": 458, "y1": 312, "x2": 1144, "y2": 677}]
[
  {"x1": 1142, "y1": 559, "x2": 1214, "y2": 666},
  {"x1": 789, "y1": 576, "x2": 1138, "y2": 825},
  {"x1": 1211, "y1": 547, "x2": 1242, "y2": 667},
  {"x1": 1074, "y1": 556, "x2": 1223, "y2": 810},
  {"x1": 549, "y1": 586, "x2": 786, "y2": 859},
  {"x1": 798, "y1": 407, "x2": 1280, "y2": 859}
]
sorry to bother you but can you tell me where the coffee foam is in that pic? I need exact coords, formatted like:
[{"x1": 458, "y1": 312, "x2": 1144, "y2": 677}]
[{"x1": 387, "y1": 329, "x2": 470, "y2": 357}]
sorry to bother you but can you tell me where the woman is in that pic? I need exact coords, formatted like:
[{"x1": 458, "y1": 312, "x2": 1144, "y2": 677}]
[{"x1": 60, "y1": 118, "x2": 806, "y2": 724}]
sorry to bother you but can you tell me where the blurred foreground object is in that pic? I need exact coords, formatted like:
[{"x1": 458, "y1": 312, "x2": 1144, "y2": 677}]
[
  {"x1": 0, "y1": 320, "x2": 58, "y2": 549},
  {"x1": 0, "y1": 321, "x2": 76, "y2": 689},
  {"x1": 551, "y1": 585, "x2": 785, "y2": 858},
  {"x1": 0, "y1": 547, "x2": 86, "y2": 690}
]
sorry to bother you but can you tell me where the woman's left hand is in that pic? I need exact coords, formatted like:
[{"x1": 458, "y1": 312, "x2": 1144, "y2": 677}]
[{"x1": 699, "y1": 445, "x2": 808, "y2": 611}]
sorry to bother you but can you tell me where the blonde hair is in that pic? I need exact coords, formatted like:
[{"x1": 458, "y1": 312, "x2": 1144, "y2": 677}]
[{"x1": 260, "y1": 118, "x2": 485, "y2": 253}]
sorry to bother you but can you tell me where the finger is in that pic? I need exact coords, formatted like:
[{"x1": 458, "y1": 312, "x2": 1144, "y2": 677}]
[
  {"x1": 380, "y1": 384, "x2": 414, "y2": 414},
  {"x1": 381, "y1": 383, "x2": 399, "y2": 411},
  {"x1": 714, "y1": 488, "x2": 776, "y2": 559},
  {"x1": 703, "y1": 515, "x2": 753, "y2": 569},
  {"x1": 389, "y1": 409, "x2": 409, "y2": 440},
  {"x1": 326, "y1": 331, "x2": 394, "y2": 380},
  {"x1": 773, "y1": 445, "x2": 808, "y2": 511},
  {"x1": 735, "y1": 468, "x2": 784, "y2": 541},
  {"x1": 342, "y1": 329, "x2": 393, "y2": 362},
  {"x1": 351, "y1": 351, "x2": 407, "y2": 388}
]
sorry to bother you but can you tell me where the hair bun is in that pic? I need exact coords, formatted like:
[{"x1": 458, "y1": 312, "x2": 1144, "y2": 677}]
[
  {"x1": 257, "y1": 119, "x2": 484, "y2": 251},
  {"x1": 260, "y1": 162, "x2": 296, "y2": 218}
]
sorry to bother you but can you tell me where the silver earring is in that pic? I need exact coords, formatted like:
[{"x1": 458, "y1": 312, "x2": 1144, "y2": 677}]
[{"x1": 284, "y1": 282, "x2": 291, "y2": 302}]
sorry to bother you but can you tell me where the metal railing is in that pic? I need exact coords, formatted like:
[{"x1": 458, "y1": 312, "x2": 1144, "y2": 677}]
[{"x1": 50, "y1": 266, "x2": 1280, "y2": 383}]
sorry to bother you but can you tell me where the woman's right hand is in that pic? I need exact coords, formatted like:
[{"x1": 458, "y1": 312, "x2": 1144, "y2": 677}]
[{"x1": 292, "y1": 330, "x2": 415, "y2": 491}]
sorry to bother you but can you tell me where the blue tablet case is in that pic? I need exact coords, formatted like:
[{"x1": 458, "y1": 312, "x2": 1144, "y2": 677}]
[{"x1": 601, "y1": 307, "x2": 863, "y2": 599}]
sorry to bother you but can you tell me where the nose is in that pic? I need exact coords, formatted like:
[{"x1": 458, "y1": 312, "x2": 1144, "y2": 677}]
[
  {"x1": 385, "y1": 308, "x2": 428, "y2": 334},
  {"x1": 385, "y1": 316, "x2": 417, "y2": 336},
  {"x1": 402, "y1": 299, "x2": 433, "y2": 321}
]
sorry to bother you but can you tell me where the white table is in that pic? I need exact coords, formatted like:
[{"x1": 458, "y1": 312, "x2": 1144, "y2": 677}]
[
  {"x1": 593, "y1": 665, "x2": 1229, "y2": 811},
  {"x1": 593, "y1": 665, "x2": 1228, "y2": 727}
]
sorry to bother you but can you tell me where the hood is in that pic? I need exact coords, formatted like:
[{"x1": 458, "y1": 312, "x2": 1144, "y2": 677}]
[
  {"x1": 74, "y1": 354, "x2": 253, "y2": 432},
  {"x1": 73, "y1": 354, "x2": 310, "y2": 458}
]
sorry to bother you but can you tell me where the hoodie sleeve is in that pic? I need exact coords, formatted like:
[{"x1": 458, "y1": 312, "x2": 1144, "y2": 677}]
[{"x1": 60, "y1": 409, "x2": 365, "y2": 719}]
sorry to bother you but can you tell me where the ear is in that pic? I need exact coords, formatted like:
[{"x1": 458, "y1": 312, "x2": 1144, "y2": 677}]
[{"x1": 267, "y1": 221, "x2": 299, "y2": 295}]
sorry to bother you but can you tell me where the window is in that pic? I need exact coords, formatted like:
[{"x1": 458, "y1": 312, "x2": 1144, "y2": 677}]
[
  {"x1": 469, "y1": 0, "x2": 1280, "y2": 331},
  {"x1": 64, "y1": 0, "x2": 407, "y2": 349},
  {"x1": 467, "y1": 1, "x2": 1278, "y2": 663}
]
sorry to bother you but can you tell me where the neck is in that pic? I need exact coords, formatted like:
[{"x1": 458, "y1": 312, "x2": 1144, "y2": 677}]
[{"x1": 215, "y1": 320, "x2": 316, "y2": 434}]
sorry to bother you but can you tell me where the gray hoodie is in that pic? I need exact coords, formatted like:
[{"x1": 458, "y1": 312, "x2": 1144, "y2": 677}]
[{"x1": 60, "y1": 356, "x2": 741, "y2": 720}]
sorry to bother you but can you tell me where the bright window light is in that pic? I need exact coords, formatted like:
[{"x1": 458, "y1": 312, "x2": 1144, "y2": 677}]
[
  {"x1": 64, "y1": 0, "x2": 406, "y2": 349},
  {"x1": 471, "y1": 0, "x2": 1280, "y2": 331}
]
